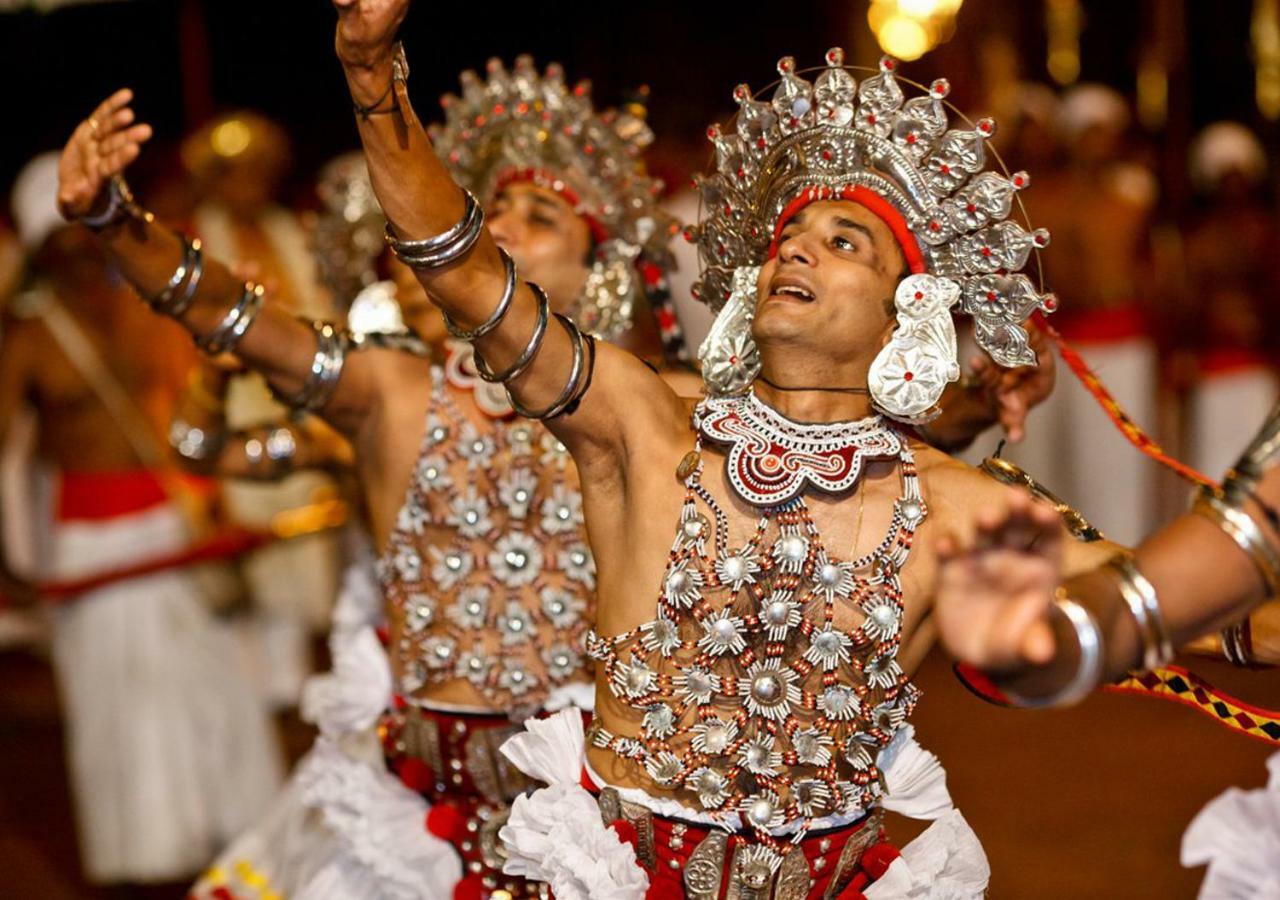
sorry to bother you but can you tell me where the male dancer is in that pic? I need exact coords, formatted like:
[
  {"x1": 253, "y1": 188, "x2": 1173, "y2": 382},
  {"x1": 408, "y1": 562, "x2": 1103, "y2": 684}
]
[{"x1": 326, "y1": 1, "x2": 1127, "y2": 894}]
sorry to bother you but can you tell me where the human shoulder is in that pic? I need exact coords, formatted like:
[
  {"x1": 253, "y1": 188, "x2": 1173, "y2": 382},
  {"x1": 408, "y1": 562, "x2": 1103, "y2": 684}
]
[{"x1": 910, "y1": 440, "x2": 1009, "y2": 526}]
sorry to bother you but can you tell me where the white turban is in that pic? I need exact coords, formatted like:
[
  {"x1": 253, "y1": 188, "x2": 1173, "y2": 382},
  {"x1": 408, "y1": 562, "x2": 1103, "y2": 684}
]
[
  {"x1": 11, "y1": 151, "x2": 66, "y2": 252},
  {"x1": 1058, "y1": 84, "x2": 1130, "y2": 140},
  {"x1": 1189, "y1": 121, "x2": 1267, "y2": 192}
]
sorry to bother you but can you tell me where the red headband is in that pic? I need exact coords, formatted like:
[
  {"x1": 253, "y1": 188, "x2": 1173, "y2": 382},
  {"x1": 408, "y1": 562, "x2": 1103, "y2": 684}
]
[
  {"x1": 493, "y1": 167, "x2": 611, "y2": 245},
  {"x1": 766, "y1": 184, "x2": 927, "y2": 275}
]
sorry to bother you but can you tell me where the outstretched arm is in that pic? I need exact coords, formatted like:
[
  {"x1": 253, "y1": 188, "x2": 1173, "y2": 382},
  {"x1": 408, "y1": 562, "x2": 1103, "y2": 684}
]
[
  {"x1": 332, "y1": 0, "x2": 684, "y2": 473},
  {"x1": 935, "y1": 471, "x2": 1280, "y2": 704},
  {"x1": 57, "y1": 90, "x2": 382, "y2": 438}
]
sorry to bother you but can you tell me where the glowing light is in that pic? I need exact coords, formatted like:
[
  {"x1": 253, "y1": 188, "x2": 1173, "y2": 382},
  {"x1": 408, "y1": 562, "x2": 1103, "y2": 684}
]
[
  {"x1": 878, "y1": 14, "x2": 931, "y2": 61},
  {"x1": 210, "y1": 120, "x2": 252, "y2": 158}
]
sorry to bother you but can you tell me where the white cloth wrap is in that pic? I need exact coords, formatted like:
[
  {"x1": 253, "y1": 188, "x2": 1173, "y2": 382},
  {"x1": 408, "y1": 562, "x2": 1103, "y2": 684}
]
[
  {"x1": 498, "y1": 713, "x2": 988, "y2": 899},
  {"x1": 1181, "y1": 751, "x2": 1280, "y2": 899},
  {"x1": 191, "y1": 558, "x2": 458, "y2": 899},
  {"x1": 48, "y1": 502, "x2": 283, "y2": 883},
  {"x1": 498, "y1": 711, "x2": 650, "y2": 899}
]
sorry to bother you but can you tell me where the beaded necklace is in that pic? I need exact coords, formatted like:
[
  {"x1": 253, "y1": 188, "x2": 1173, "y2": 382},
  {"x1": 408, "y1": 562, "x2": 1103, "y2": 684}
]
[{"x1": 586, "y1": 392, "x2": 923, "y2": 863}]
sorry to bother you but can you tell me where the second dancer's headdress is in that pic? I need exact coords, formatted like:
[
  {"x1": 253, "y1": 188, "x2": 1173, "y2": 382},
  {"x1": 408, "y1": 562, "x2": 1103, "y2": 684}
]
[
  {"x1": 689, "y1": 50, "x2": 1056, "y2": 421},
  {"x1": 429, "y1": 57, "x2": 681, "y2": 350}
]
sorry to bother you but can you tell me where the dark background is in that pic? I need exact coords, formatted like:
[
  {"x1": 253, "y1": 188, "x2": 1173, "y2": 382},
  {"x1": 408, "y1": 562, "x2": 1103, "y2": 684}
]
[{"x1": 0, "y1": 0, "x2": 1268, "y2": 208}]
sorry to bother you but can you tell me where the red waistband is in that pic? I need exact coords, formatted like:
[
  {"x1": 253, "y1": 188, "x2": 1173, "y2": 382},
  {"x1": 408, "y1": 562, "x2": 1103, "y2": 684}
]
[
  {"x1": 581, "y1": 770, "x2": 896, "y2": 900},
  {"x1": 1048, "y1": 304, "x2": 1149, "y2": 343},
  {"x1": 56, "y1": 469, "x2": 213, "y2": 522},
  {"x1": 1198, "y1": 347, "x2": 1275, "y2": 377}
]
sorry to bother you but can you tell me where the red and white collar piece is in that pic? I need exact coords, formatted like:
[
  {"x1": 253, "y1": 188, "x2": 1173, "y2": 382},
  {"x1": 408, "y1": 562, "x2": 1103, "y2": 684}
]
[
  {"x1": 444, "y1": 339, "x2": 514, "y2": 419},
  {"x1": 695, "y1": 390, "x2": 902, "y2": 507}
]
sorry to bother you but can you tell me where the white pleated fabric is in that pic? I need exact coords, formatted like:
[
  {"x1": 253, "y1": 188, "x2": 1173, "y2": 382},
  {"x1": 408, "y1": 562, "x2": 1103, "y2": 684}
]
[
  {"x1": 1182, "y1": 751, "x2": 1280, "y2": 899},
  {"x1": 190, "y1": 555, "x2": 461, "y2": 900},
  {"x1": 499, "y1": 711, "x2": 989, "y2": 900},
  {"x1": 48, "y1": 502, "x2": 283, "y2": 883}
]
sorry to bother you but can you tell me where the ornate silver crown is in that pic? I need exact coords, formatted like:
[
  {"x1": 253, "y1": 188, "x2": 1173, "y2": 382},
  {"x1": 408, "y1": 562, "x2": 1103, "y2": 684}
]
[
  {"x1": 688, "y1": 49, "x2": 1057, "y2": 369},
  {"x1": 428, "y1": 56, "x2": 679, "y2": 341}
]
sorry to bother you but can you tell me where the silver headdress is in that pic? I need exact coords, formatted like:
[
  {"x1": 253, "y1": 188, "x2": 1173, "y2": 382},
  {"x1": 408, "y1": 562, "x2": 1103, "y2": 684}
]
[
  {"x1": 313, "y1": 152, "x2": 387, "y2": 306},
  {"x1": 689, "y1": 50, "x2": 1057, "y2": 418},
  {"x1": 429, "y1": 56, "x2": 679, "y2": 343}
]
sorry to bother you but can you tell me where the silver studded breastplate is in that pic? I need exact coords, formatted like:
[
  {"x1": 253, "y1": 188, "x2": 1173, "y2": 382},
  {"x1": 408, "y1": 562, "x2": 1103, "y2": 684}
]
[
  {"x1": 379, "y1": 362, "x2": 596, "y2": 714},
  {"x1": 586, "y1": 393, "x2": 924, "y2": 850}
]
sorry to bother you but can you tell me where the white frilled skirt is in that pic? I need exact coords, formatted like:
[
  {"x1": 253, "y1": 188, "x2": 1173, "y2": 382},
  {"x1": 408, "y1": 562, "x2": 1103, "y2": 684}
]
[
  {"x1": 48, "y1": 502, "x2": 283, "y2": 883},
  {"x1": 189, "y1": 557, "x2": 462, "y2": 900}
]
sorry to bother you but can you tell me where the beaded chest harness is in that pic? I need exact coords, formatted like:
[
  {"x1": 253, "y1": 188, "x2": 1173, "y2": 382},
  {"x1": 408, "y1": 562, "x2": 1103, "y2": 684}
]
[
  {"x1": 586, "y1": 392, "x2": 923, "y2": 861},
  {"x1": 379, "y1": 358, "x2": 596, "y2": 714}
]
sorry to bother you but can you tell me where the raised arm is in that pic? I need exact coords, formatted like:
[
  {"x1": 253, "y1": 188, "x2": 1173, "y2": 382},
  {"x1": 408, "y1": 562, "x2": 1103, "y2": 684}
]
[
  {"x1": 57, "y1": 90, "x2": 381, "y2": 438},
  {"x1": 934, "y1": 409, "x2": 1280, "y2": 704},
  {"x1": 331, "y1": 0, "x2": 684, "y2": 470}
]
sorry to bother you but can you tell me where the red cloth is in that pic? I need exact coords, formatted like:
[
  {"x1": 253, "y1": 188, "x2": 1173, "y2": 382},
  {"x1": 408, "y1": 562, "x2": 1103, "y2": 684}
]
[
  {"x1": 1198, "y1": 347, "x2": 1274, "y2": 377},
  {"x1": 56, "y1": 468, "x2": 213, "y2": 522},
  {"x1": 1049, "y1": 304, "x2": 1149, "y2": 343},
  {"x1": 581, "y1": 767, "x2": 890, "y2": 899}
]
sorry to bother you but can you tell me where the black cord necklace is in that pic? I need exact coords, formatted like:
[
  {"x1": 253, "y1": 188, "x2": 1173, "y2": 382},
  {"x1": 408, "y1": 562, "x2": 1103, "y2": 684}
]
[{"x1": 758, "y1": 375, "x2": 870, "y2": 396}]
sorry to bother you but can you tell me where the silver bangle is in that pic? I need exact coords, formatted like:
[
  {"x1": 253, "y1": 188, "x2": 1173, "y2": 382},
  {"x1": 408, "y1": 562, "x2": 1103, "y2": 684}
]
[
  {"x1": 195, "y1": 282, "x2": 265, "y2": 355},
  {"x1": 472, "y1": 282, "x2": 550, "y2": 384},
  {"x1": 149, "y1": 236, "x2": 203, "y2": 316},
  {"x1": 384, "y1": 189, "x2": 484, "y2": 270},
  {"x1": 80, "y1": 175, "x2": 144, "y2": 230},
  {"x1": 1194, "y1": 491, "x2": 1280, "y2": 595},
  {"x1": 506, "y1": 313, "x2": 587, "y2": 420},
  {"x1": 1108, "y1": 555, "x2": 1174, "y2": 671},
  {"x1": 1006, "y1": 597, "x2": 1104, "y2": 708},
  {"x1": 442, "y1": 247, "x2": 517, "y2": 340},
  {"x1": 277, "y1": 321, "x2": 349, "y2": 413}
]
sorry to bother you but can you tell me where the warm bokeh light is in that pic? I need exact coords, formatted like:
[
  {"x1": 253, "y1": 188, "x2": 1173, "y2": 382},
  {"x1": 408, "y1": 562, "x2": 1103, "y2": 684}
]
[
  {"x1": 210, "y1": 119, "x2": 252, "y2": 158},
  {"x1": 878, "y1": 14, "x2": 932, "y2": 61},
  {"x1": 869, "y1": 0, "x2": 963, "y2": 62}
]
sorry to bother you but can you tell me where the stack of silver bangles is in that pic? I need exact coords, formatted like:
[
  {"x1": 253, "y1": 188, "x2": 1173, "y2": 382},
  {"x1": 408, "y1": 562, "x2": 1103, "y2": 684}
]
[
  {"x1": 274, "y1": 321, "x2": 350, "y2": 414},
  {"x1": 384, "y1": 188, "x2": 484, "y2": 269},
  {"x1": 1107, "y1": 555, "x2": 1174, "y2": 671},
  {"x1": 385, "y1": 189, "x2": 594, "y2": 421},
  {"x1": 149, "y1": 235, "x2": 205, "y2": 318}
]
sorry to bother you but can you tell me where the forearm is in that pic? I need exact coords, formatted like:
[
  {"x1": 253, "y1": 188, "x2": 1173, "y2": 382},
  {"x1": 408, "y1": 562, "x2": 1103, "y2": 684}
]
[
  {"x1": 340, "y1": 50, "x2": 611, "y2": 432},
  {"x1": 90, "y1": 214, "x2": 371, "y2": 434},
  {"x1": 994, "y1": 510, "x2": 1274, "y2": 700}
]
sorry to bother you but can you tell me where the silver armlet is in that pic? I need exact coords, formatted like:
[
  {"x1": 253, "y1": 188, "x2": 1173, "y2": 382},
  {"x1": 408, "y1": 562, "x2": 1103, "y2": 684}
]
[
  {"x1": 1006, "y1": 596, "x2": 1104, "y2": 708},
  {"x1": 472, "y1": 282, "x2": 550, "y2": 384},
  {"x1": 194, "y1": 282, "x2": 265, "y2": 355},
  {"x1": 1193, "y1": 490, "x2": 1280, "y2": 595},
  {"x1": 442, "y1": 248, "x2": 517, "y2": 340},
  {"x1": 276, "y1": 321, "x2": 349, "y2": 413},
  {"x1": 169, "y1": 418, "x2": 223, "y2": 462},
  {"x1": 384, "y1": 189, "x2": 484, "y2": 270},
  {"x1": 149, "y1": 236, "x2": 204, "y2": 317},
  {"x1": 1108, "y1": 555, "x2": 1174, "y2": 671},
  {"x1": 505, "y1": 314, "x2": 589, "y2": 420},
  {"x1": 80, "y1": 175, "x2": 149, "y2": 230},
  {"x1": 1222, "y1": 403, "x2": 1280, "y2": 505}
]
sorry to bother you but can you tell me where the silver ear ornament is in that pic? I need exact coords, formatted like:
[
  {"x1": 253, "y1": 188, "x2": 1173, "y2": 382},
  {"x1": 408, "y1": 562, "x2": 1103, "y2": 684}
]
[
  {"x1": 868, "y1": 273, "x2": 961, "y2": 423},
  {"x1": 698, "y1": 265, "x2": 761, "y2": 396}
]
